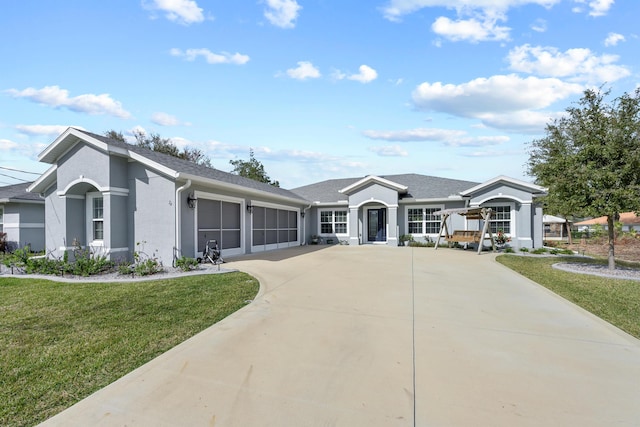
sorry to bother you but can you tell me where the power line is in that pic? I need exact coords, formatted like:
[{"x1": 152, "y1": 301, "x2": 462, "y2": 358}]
[
  {"x1": 0, "y1": 172, "x2": 31, "y2": 183},
  {"x1": 0, "y1": 165, "x2": 42, "y2": 175}
]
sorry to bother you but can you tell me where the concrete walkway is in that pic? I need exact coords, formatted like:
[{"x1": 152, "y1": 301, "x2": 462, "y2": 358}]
[{"x1": 40, "y1": 246, "x2": 640, "y2": 426}]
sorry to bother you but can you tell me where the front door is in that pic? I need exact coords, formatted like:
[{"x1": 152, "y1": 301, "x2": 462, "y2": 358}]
[{"x1": 367, "y1": 208, "x2": 387, "y2": 242}]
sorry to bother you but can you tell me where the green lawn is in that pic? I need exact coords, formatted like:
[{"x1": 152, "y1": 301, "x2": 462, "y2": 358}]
[
  {"x1": 0, "y1": 272, "x2": 259, "y2": 427},
  {"x1": 497, "y1": 255, "x2": 640, "y2": 339}
]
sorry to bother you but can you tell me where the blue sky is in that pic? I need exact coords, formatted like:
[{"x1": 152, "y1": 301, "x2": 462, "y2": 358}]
[{"x1": 1, "y1": 0, "x2": 637, "y2": 188}]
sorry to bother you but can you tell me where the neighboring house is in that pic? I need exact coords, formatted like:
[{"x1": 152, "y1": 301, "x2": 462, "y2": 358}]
[
  {"x1": 293, "y1": 174, "x2": 547, "y2": 249},
  {"x1": 0, "y1": 182, "x2": 45, "y2": 252},
  {"x1": 575, "y1": 212, "x2": 640, "y2": 232},
  {"x1": 543, "y1": 214, "x2": 571, "y2": 240},
  {"x1": 28, "y1": 128, "x2": 547, "y2": 264}
]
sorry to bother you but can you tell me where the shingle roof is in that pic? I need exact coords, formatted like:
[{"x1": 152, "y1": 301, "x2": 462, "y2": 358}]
[
  {"x1": 76, "y1": 130, "x2": 308, "y2": 203},
  {"x1": 0, "y1": 182, "x2": 43, "y2": 202},
  {"x1": 291, "y1": 173, "x2": 479, "y2": 203}
]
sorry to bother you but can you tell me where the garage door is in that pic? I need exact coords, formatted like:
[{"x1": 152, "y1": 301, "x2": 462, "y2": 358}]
[
  {"x1": 197, "y1": 199, "x2": 242, "y2": 256},
  {"x1": 252, "y1": 206, "x2": 298, "y2": 252}
]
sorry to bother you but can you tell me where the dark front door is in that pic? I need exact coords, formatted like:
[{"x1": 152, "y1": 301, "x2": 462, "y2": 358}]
[{"x1": 367, "y1": 208, "x2": 387, "y2": 242}]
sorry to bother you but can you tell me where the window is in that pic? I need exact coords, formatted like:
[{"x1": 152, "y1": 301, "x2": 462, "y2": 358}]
[
  {"x1": 407, "y1": 206, "x2": 441, "y2": 234},
  {"x1": 0, "y1": 207, "x2": 3, "y2": 233},
  {"x1": 319, "y1": 210, "x2": 348, "y2": 234},
  {"x1": 92, "y1": 197, "x2": 104, "y2": 240},
  {"x1": 488, "y1": 205, "x2": 511, "y2": 234}
]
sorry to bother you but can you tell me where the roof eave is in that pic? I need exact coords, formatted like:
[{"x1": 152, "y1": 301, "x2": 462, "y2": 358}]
[{"x1": 179, "y1": 173, "x2": 309, "y2": 206}]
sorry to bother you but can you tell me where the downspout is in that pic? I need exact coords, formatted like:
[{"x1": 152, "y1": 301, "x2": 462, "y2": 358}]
[
  {"x1": 302, "y1": 204, "x2": 312, "y2": 245},
  {"x1": 175, "y1": 179, "x2": 192, "y2": 266}
]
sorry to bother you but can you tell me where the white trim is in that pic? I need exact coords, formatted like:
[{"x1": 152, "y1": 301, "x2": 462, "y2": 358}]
[
  {"x1": 2, "y1": 223, "x2": 45, "y2": 229},
  {"x1": 350, "y1": 198, "x2": 398, "y2": 209},
  {"x1": 59, "y1": 194, "x2": 85, "y2": 200},
  {"x1": 102, "y1": 187, "x2": 129, "y2": 197},
  {"x1": 250, "y1": 199, "x2": 301, "y2": 252},
  {"x1": 364, "y1": 206, "x2": 388, "y2": 243},
  {"x1": 194, "y1": 191, "x2": 246, "y2": 258},
  {"x1": 28, "y1": 165, "x2": 57, "y2": 194},
  {"x1": 478, "y1": 202, "x2": 516, "y2": 237},
  {"x1": 461, "y1": 175, "x2": 547, "y2": 196},
  {"x1": 86, "y1": 192, "x2": 104, "y2": 246},
  {"x1": 59, "y1": 176, "x2": 104, "y2": 195},
  {"x1": 181, "y1": 172, "x2": 307, "y2": 207},
  {"x1": 405, "y1": 204, "x2": 445, "y2": 237},
  {"x1": 317, "y1": 208, "x2": 349, "y2": 237},
  {"x1": 339, "y1": 175, "x2": 408, "y2": 194},
  {"x1": 471, "y1": 195, "x2": 532, "y2": 205}
]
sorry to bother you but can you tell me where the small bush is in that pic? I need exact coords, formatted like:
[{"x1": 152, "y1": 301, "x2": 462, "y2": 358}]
[
  {"x1": 531, "y1": 248, "x2": 548, "y2": 254},
  {"x1": 175, "y1": 257, "x2": 199, "y2": 272},
  {"x1": 519, "y1": 247, "x2": 529, "y2": 253},
  {"x1": 504, "y1": 247, "x2": 515, "y2": 253}
]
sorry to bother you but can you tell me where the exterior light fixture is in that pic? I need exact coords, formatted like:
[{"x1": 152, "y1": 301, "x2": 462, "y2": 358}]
[{"x1": 187, "y1": 192, "x2": 197, "y2": 209}]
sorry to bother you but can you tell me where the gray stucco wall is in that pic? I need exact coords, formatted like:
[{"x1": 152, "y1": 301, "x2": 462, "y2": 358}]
[
  {"x1": 57, "y1": 143, "x2": 111, "y2": 191},
  {"x1": 0, "y1": 202, "x2": 45, "y2": 252},
  {"x1": 128, "y1": 162, "x2": 176, "y2": 266}
]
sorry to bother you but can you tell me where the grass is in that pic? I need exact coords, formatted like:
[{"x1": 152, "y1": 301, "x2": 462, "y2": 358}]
[
  {"x1": 0, "y1": 272, "x2": 259, "y2": 427},
  {"x1": 497, "y1": 255, "x2": 640, "y2": 339}
]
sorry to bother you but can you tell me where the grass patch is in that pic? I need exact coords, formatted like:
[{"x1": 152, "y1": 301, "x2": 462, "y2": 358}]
[
  {"x1": 0, "y1": 272, "x2": 259, "y2": 427},
  {"x1": 496, "y1": 255, "x2": 640, "y2": 339}
]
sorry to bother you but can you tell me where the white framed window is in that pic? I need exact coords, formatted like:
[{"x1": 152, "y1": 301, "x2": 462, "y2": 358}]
[
  {"x1": 86, "y1": 192, "x2": 104, "y2": 244},
  {"x1": 485, "y1": 204, "x2": 513, "y2": 234},
  {"x1": 406, "y1": 205, "x2": 442, "y2": 235},
  {"x1": 319, "y1": 209, "x2": 348, "y2": 235},
  {"x1": 0, "y1": 206, "x2": 3, "y2": 233}
]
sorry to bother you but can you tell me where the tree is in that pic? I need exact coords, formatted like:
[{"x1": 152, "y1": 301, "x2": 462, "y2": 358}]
[
  {"x1": 528, "y1": 88, "x2": 640, "y2": 269},
  {"x1": 104, "y1": 129, "x2": 213, "y2": 168},
  {"x1": 229, "y1": 149, "x2": 279, "y2": 187}
]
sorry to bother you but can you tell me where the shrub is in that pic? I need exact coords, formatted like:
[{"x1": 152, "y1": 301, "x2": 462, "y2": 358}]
[
  {"x1": 175, "y1": 256, "x2": 199, "y2": 272},
  {"x1": 504, "y1": 247, "x2": 515, "y2": 253},
  {"x1": 519, "y1": 247, "x2": 529, "y2": 253},
  {"x1": 531, "y1": 248, "x2": 548, "y2": 254}
]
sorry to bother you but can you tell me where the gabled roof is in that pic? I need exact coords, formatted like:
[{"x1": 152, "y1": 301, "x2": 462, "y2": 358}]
[
  {"x1": 460, "y1": 175, "x2": 547, "y2": 196},
  {"x1": 291, "y1": 173, "x2": 479, "y2": 203},
  {"x1": 29, "y1": 128, "x2": 308, "y2": 204},
  {"x1": 0, "y1": 182, "x2": 43, "y2": 203},
  {"x1": 339, "y1": 175, "x2": 408, "y2": 195}
]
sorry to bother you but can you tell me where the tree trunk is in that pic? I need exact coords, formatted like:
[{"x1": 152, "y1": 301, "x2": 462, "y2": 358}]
[
  {"x1": 607, "y1": 215, "x2": 616, "y2": 270},
  {"x1": 566, "y1": 218, "x2": 573, "y2": 245}
]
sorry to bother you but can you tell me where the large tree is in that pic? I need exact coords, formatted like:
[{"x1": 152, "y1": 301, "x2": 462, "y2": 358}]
[
  {"x1": 528, "y1": 88, "x2": 640, "y2": 269},
  {"x1": 229, "y1": 149, "x2": 279, "y2": 187},
  {"x1": 104, "y1": 129, "x2": 213, "y2": 168}
]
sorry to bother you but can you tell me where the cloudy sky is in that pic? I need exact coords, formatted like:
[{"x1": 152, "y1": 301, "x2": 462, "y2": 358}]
[{"x1": 1, "y1": 0, "x2": 637, "y2": 188}]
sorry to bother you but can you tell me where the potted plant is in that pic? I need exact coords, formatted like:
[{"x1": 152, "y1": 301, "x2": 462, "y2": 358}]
[
  {"x1": 495, "y1": 230, "x2": 510, "y2": 248},
  {"x1": 310, "y1": 235, "x2": 320, "y2": 245},
  {"x1": 399, "y1": 234, "x2": 413, "y2": 246}
]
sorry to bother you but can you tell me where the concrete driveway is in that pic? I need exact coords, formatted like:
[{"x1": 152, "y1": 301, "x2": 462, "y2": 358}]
[{"x1": 40, "y1": 246, "x2": 640, "y2": 426}]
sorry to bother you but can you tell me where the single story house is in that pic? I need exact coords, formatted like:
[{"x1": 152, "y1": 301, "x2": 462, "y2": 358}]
[
  {"x1": 543, "y1": 214, "x2": 571, "y2": 240},
  {"x1": 0, "y1": 182, "x2": 45, "y2": 252},
  {"x1": 28, "y1": 128, "x2": 547, "y2": 264},
  {"x1": 575, "y1": 212, "x2": 640, "y2": 232}
]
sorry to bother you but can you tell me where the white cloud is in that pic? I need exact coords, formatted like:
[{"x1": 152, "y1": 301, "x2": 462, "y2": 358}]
[
  {"x1": 432, "y1": 14, "x2": 510, "y2": 43},
  {"x1": 530, "y1": 18, "x2": 547, "y2": 32},
  {"x1": 15, "y1": 124, "x2": 73, "y2": 136},
  {"x1": 413, "y1": 74, "x2": 582, "y2": 116},
  {"x1": 170, "y1": 48, "x2": 250, "y2": 65},
  {"x1": 573, "y1": 0, "x2": 614, "y2": 17},
  {"x1": 363, "y1": 127, "x2": 508, "y2": 146},
  {"x1": 369, "y1": 145, "x2": 409, "y2": 157},
  {"x1": 144, "y1": 0, "x2": 204, "y2": 25},
  {"x1": 264, "y1": 0, "x2": 301, "y2": 28},
  {"x1": 411, "y1": 74, "x2": 583, "y2": 132},
  {"x1": 0, "y1": 139, "x2": 18, "y2": 151},
  {"x1": 151, "y1": 112, "x2": 185, "y2": 126},
  {"x1": 363, "y1": 127, "x2": 466, "y2": 142},
  {"x1": 479, "y1": 110, "x2": 564, "y2": 133},
  {"x1": 604, "y1": 32, "x2": 625, "y2": 47},
  {"x1": 333, "y1": 65, "x2": 378, "y2": 83},
  {"x1": 6, "y1": 86, "x2": 131, "y2": 119},
  {"x1": 507, "y1": 44, "x2": 630, "y2": 83},
  {"x1": 348, "y1": 65, "x2": 378, "y2": 83},
  {"x1": 285, "y1": 61, "x2": 321, "y2": 80}
]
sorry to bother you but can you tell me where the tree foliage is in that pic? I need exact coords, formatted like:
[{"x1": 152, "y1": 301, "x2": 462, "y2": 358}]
[
  {"x1": 528, "y1": 88, "x2": 640, "y2": 269},
  {"x1": 104, "y1": 129, "x2": 213, "y2": 169},
  {"x1": 229, "y1": 149, "x2": 279, "y2": 187}
]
